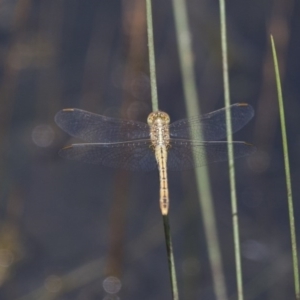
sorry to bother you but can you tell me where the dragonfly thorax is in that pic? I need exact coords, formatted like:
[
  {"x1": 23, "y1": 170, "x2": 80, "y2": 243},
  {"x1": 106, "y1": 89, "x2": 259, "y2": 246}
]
[{"x1": 148, "y1": 111, "x2": 171, "y2": 147}]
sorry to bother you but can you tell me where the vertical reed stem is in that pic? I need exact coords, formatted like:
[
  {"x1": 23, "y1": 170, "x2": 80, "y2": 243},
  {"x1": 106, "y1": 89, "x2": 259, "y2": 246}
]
[
  {"x1": 171, "y1": 0, "x2": 228, "y2": 299},
  {"x1": 146, "y1": 0, "x2": 159, "y2": 112},
  {"x1": 145, "y1": 1, "x2": 178, "y2": 298}
]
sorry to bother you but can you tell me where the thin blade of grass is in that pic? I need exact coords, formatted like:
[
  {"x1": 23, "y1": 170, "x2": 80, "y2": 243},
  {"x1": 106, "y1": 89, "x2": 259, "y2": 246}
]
[
  {"x1": 171, "y1": 0, "x2": 228, "y2": 299},
  {"x1": 270, "y1": 35, "x2": 300, "y2": 300},
  {"x1": 145, "y1": 1, "x2": 179, "y2": 299},
  {"x1": 163, "y1": 215, "x2": 179, "y2": 300},
  {"x1": 218, "y1": 1, "x2": 244, "y2": 299},
  {"x1": 146, "y1": 0, "x2": 158, "y2": 112}
]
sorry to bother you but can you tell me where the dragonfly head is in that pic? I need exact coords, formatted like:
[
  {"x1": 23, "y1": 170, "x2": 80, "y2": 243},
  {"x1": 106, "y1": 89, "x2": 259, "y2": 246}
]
[{"x1": 147, "y1": 111, "x2": 170, "y2": 126}]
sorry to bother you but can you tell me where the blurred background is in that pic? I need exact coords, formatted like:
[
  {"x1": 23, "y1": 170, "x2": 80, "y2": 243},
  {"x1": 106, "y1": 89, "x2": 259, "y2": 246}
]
[{"x1": 0, "y1": 0, "x2": 299, "y2": 299}]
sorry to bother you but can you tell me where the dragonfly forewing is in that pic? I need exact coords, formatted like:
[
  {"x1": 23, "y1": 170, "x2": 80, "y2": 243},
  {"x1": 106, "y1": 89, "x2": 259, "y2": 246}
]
[
  {"x1": 169, "y1": 103, "x2": 254, "y2": 141},
  {"x1": 55, "y1": 109, "x2": 150, "y2": 143}
]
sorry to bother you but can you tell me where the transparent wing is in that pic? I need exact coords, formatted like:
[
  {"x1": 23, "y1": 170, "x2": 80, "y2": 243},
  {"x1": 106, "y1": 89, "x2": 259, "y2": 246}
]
[
  {"x1": 167, "y1": 139, "x2": 255, "y2": 171},
  {"x1": 55, "y1": 109, "x2": 150, "y2": 143},
  {"x1": 59, "y1": 139, "x2": 255, "y2": 171},
  {"x1": 169, "y1": 103, "x2": 254, "y2": 141},
  {"x1": 58, "y1": 140, "x2": 157, "y2": 171}
]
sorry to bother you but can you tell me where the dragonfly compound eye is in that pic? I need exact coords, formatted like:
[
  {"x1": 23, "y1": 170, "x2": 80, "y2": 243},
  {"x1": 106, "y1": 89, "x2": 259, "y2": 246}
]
[
  {"x1": 157, "y1": 111, "x2": 170, "y2": 123},
  {"x1": 147, "y1": 112, "x2": 156, "y2": 125},
  {"x1": 147, "y1": 111, "x2": 170, "y2": 125}
]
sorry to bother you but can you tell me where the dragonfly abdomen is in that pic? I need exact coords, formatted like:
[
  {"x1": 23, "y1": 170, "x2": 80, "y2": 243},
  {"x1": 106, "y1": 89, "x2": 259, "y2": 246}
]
[{"x1": 155, "y1": 145, "x2": 169, "y2": 215}]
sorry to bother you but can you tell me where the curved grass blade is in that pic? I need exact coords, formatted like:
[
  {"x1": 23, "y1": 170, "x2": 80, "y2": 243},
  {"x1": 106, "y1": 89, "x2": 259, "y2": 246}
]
[{"x1": 271, "y1": 35, "x2": 300, "y2": 300}]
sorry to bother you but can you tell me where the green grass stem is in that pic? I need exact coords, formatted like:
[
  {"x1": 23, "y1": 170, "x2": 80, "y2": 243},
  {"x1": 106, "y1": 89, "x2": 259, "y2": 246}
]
[
  {"x1": 218, "y1": 1, "x2": 244, "y2": 299},
  {"x1": 145, "y1": 1, "x2": 178, "y2": 298},
  {"x1": 271, "y1": 35, "x2": 300, "y2": 300},
  {"x1": 146, "y1": 0, "x2": 159, "y2": 112},
  {"x1": 171, "y1": 0, "x2": 228, "y2": 299},
  {"x1": 163, "y1": 216, "x2": 179, "y2": 300}
]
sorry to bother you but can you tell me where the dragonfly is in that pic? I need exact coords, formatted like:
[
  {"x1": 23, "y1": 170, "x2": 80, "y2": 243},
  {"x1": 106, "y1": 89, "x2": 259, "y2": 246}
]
[{"x1": 55, "y1": 103, "x2": 255, "y2": 215}]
